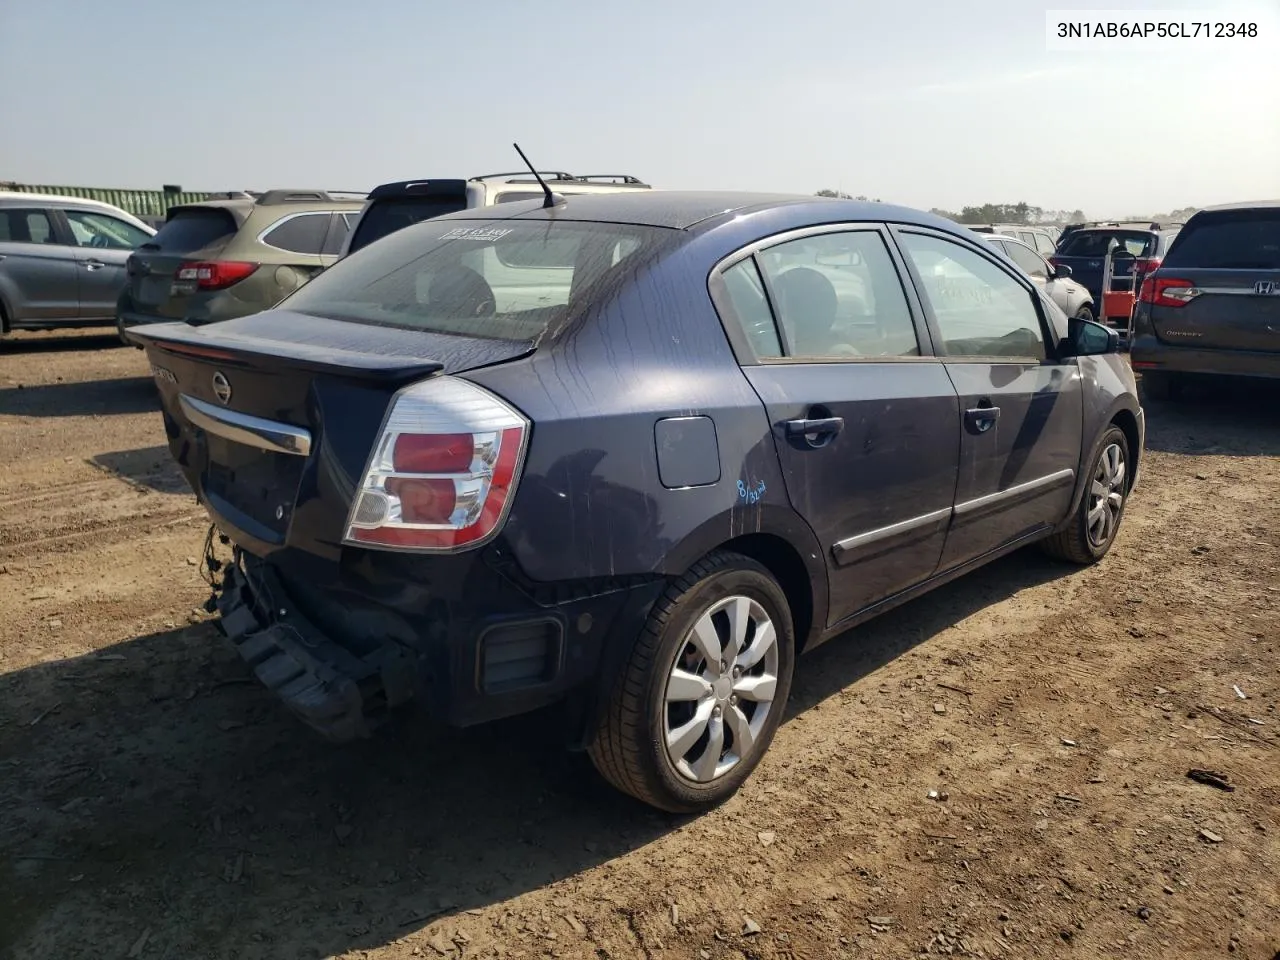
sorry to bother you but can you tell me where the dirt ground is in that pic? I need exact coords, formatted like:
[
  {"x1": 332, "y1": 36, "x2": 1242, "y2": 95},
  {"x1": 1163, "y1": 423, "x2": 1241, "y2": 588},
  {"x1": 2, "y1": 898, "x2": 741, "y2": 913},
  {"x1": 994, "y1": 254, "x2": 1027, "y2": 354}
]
[{"x1": 1, "y1": 329, "x2": 1277, "y2": 960}]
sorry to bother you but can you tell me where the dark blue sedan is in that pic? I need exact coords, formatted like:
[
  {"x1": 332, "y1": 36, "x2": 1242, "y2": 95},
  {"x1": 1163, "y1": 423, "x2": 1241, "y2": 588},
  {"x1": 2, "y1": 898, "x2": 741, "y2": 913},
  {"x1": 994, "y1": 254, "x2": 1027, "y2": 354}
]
[{"x1": 135, "y1": 191, "x2": 1144, "y2": 812}]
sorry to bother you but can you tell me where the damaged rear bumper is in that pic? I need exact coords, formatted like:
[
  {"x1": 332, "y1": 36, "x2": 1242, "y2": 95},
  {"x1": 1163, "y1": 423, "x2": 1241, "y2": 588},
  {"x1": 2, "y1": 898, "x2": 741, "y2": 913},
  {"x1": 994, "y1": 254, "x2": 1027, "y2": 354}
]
[{"x1": 216, "y1": 558, "x2": 416, "y2": 742}]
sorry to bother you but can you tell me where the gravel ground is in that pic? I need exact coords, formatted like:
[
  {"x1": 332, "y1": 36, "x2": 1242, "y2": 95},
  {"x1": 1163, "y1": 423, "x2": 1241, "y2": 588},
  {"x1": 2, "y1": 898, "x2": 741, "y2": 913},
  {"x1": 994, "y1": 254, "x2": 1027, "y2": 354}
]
[{"x1": 1, "y1": 329, "x2": 1277, "y2": 960}]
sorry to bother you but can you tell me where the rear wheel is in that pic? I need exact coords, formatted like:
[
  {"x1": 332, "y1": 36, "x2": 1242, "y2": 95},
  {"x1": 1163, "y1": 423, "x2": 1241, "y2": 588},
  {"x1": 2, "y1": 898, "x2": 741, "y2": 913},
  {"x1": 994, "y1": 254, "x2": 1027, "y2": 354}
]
[
  {"x1": 1042, "y1": 425, "x2": 1130, "y2": 565},
  {"x1": 588, "y1": 551, "x2": 794, "y2": 813}
]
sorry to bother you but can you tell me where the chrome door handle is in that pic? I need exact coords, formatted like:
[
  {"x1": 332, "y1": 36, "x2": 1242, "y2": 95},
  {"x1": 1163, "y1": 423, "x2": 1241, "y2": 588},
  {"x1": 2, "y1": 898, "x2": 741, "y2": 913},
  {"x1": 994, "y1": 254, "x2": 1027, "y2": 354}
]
[{"x1": 84, "y1": 259, "x2": 105, "y2": 270}]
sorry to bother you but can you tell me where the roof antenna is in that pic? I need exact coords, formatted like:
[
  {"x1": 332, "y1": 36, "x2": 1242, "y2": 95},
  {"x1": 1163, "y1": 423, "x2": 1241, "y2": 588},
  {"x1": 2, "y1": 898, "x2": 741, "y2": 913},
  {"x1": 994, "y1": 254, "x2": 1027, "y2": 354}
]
[{"x1": 513, "y1": 142, "x2": 563, "y2": 208}]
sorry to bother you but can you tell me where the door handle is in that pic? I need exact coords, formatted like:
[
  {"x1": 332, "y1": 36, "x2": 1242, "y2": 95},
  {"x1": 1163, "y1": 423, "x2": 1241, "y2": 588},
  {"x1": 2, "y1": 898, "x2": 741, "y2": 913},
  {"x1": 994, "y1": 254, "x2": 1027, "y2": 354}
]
[
  {"x1": 785, "y1": 416, "x2": 844, "y2": 447},
  {"x1": 964, "y1": 405, "x2": 1001, "y2": 434},
  {"x1": 84, "y1": 259, "x2": 106, "y2": 271}
]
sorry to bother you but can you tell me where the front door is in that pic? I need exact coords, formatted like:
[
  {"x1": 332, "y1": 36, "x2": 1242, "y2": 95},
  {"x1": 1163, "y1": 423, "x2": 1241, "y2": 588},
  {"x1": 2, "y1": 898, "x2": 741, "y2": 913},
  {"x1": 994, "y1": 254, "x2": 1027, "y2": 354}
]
[
  {"x1": 895, "y1": 229, "x2": 1084, "y2": 569},
  {"x1": 0, "y1": 207, "x2": 79, "y2": 322},
  {"x1": 713, "y1": 226, "x2": 961, "y2": 627}
]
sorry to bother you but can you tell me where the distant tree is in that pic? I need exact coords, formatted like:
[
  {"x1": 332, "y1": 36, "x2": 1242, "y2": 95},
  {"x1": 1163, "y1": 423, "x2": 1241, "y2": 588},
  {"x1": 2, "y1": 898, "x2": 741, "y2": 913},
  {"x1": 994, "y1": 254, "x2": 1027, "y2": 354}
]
[
  {"x1": 815, "y1": 189, "x2": 853, "y2": 199},
  {"x1": 930, "y1": 207, "x2": 962, "y2": 221}
]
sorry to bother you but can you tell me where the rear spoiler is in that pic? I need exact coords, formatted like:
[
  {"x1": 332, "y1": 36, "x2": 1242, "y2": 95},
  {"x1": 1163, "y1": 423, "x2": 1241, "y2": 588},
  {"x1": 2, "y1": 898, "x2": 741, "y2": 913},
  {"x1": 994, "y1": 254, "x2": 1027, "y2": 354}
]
[{"x1": 132, "y1": 320, "x2": 445, "y2": 383}]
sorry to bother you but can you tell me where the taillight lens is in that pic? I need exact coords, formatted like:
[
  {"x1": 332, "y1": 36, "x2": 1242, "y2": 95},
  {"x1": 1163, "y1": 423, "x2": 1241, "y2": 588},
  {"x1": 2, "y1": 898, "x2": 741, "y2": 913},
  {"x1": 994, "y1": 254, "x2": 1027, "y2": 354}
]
[
  {"x1": 176, "y1": 260, "x2": 259, "y2": 290},
  {"x1": 1138, "y1": 276, "x2": 1199, "y2": 308},
  {"x1": 1133, "y1": 257, "x2": 1162, "y2": 275},
  {"x1": 343, "y1": 377, "x2": 529, "y2": 552}
]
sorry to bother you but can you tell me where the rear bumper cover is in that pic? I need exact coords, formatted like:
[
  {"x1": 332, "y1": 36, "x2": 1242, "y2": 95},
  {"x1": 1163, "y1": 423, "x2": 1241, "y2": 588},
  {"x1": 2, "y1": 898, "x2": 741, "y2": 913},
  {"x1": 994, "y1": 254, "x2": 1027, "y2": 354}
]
[
  {"x1": 1130, "y1": 335, "x2": 1280, "y2": 380},
  {"x1": 212, "y1": 545, "x2": 666, "y2": 743}
]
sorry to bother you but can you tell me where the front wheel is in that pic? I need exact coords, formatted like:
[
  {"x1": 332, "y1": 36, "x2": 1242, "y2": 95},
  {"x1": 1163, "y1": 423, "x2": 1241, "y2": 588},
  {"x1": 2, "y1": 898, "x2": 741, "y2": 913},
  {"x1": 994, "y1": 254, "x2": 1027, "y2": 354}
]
[
  {"x1": 1042, "y1": 425, "x2": 1130, "y2": 564},
  {"x1": 588, "y1": 551, "x2": 795, "y2": 813},
  {"x1": 1074, "y1": 304, "x2": 1096, "y2": 324}
]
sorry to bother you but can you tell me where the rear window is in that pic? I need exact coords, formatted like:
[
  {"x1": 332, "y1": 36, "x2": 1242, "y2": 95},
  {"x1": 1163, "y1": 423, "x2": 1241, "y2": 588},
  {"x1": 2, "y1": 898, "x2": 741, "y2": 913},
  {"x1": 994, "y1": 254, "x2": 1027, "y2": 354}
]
[
  {"x1": 347, "y1": 198, "x2": 468, "y2": 253},
  {"x1": 283, "y1": 218, "x2": 671, "y2": 341},
  {"x1": 1057, "y1": 229, "x2": 1155, "y2": 258},
  {"x1": 148, "y1": 208, "x2": 237, "y2": 252},
  {"x1": 1164, "y1": 211, "x2": 1280, "y2": 270}
]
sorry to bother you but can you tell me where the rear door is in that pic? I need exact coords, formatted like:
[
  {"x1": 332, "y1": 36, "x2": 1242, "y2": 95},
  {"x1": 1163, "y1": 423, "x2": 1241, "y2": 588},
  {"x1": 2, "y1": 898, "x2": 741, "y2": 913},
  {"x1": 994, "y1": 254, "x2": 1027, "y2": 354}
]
[
  {"x1": 0, "y1": 207, "x2": 79, "y2": 322},
  {"x1": 895, "y1": 229, "x2": 1084, "y2": 570},
  {"x1": 59, "y1": 208, "x2": 154, "y2": 319},
  {"x1": 712, "y1": 225, "x2": 961, "y2": 627},
  {"x1": 1147, "y1": 209, "x2": 1280, "y2": 352},
  {"x1": 125, "y1": 206, "x2": 241, "y2": 319}
]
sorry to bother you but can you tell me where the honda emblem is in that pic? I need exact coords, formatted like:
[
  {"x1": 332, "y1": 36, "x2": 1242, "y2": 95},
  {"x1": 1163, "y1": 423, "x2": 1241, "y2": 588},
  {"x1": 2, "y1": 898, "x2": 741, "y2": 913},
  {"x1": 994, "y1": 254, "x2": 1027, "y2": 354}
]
[{"x1": 212, "y1": 371, "x2": 232, "y2": 405}]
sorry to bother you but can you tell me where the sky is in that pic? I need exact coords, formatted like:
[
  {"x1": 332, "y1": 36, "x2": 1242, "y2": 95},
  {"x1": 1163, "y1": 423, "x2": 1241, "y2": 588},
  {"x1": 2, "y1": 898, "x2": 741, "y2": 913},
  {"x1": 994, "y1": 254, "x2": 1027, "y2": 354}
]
[{"x1": 1, "y1": 0, "x2": 1277, "y2": 218}]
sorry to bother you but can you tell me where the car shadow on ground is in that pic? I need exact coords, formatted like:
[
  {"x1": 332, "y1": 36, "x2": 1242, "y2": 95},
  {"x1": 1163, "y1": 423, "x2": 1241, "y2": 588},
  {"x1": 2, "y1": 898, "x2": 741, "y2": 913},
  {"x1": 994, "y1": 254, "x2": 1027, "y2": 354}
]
[
  {"x1": 0, "y1": 547, "x2": 1073, "y2": 957},
  {"x1": 0, "y1": 376, "x2": 158, "y2": 418},
  {"x1": 90, "y1": 445, "x2": 191, "y2": 494},
  {"x1": 0, "y1": 332, "x2": 126, "y2": 354},
  {"x1": 1142, "y1": 375, "x2": 1280, "y2": 457}
]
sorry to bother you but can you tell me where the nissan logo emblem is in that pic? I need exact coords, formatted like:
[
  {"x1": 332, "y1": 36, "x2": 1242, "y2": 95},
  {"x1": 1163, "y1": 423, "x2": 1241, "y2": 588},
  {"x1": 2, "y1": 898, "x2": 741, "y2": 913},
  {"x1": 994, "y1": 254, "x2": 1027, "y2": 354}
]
[{"x1": 212, "y1": 371, "x2": 232, "y2": 405}]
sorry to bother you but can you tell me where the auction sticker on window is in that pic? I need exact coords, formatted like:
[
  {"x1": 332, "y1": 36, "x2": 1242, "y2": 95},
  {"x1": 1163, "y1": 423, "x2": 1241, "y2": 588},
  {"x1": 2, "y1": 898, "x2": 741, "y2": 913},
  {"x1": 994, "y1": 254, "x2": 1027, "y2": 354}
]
[{"x1": 440, "y1": 227, "x2": 514, "y2": 242}]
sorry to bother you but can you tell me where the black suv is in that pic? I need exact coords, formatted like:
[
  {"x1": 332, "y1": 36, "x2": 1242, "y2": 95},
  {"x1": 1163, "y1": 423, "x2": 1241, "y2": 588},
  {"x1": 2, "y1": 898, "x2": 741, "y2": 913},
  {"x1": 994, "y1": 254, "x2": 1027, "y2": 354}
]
[
  {"x1": 135, "y1": 192, "x2": 1143, "y2": 812},
  {"x1": 1131, "y1": 201, "x2": 1280, "y2": 398},
  {"x1": 1050, "y1": 221, "x2": 1182, "y2": 331}
]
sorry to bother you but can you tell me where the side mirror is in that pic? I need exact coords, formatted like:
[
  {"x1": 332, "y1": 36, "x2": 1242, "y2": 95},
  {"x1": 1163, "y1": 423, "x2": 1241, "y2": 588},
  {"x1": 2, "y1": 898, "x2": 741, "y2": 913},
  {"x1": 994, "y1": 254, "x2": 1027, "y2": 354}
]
[
  {"x1": 1060, "y1": 317, "x2": 1119, "y2": 357},
  {"x1": 1051, "y1": 262, "x2": 1073, "y2": 278}
]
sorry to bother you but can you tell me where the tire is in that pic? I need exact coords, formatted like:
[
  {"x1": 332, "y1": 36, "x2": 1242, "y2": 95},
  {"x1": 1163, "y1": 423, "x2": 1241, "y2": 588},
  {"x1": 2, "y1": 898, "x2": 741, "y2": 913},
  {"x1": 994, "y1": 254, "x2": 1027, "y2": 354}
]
[
  {"x1": 588, "y1": 550, "x2": 795, "y2": 813},
  {"x1": 1073, "y1": 304, "x2": 1095, "y2": 324},
  {"x1": 1042, "y1": 425, "x2": 1130, "y2": 565}
]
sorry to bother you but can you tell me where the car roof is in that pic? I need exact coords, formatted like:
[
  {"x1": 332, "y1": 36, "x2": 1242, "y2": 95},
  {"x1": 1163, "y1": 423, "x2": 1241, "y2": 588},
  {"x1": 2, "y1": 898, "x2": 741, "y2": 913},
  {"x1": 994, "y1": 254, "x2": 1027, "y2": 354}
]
[
  {"x1": 1195, "y1": 199, "x2": 1280, "y2": 213},
  {"x1": 0, "y1": 191, "x2": 156, "y2": 233},
  {"x1": 441, "y1": 190, "x2": 959, "y2": 233}
]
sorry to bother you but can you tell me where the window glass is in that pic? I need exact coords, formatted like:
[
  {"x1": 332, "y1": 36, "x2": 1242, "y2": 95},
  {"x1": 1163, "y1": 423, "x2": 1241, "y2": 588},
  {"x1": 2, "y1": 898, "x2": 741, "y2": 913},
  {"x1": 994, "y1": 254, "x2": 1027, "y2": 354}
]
[
  {"x1": 65, "y1": 210, "x2": 151, "y2": 249},
  {"x1": 1058, "y1": 229, "x2": 1155, "y2": 258},
  {"x1": 321, "y1": 214, "x2": 350, "y2": 256},
  {"x1": 754, "y1": 231, "x2": 919, "y2": 358},
  {"x1": 1005, "y1": 241, "x2": 1049, "y2": 279},
  {"x1": 494, "y1": 191, "x2": 545, "y2": 204},
  {"x1": 283, "y1": 218, "x2": 668, "y2": 341},
  {"x1": 1165, "y1": 213, "x2": 1279, "y2": 269},
  {"x1": 900, "y1": 233, "x2": 1046, "y2": 359},
  {"x1": 262, "y1": 212, "x2": 331, "y2": 255},
  {"x1": 149, "y1": 208, "x2": 237, "y2": 253},
  {"x1": 721, "y1": 258, "x2": 782, "y2": 357},
  {"x1": 1033, "y1": 233, "x2": 1056, "y2": 256},
  {"x1": 0, "y1": 209, "x2": 55, "y2": 244},
  {"x1": 346, "y1": 197, "x2": 468, "y2": 253}
]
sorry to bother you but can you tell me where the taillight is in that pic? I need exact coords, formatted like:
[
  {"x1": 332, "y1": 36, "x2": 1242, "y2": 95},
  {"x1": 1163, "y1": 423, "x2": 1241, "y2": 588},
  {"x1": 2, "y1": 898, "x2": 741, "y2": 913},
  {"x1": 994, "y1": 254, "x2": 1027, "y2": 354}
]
[
  {"x1": 344, "y1": 377, "x2": 529, "y2": 552},
  {"x1": 1138, "y1": 276, "x2": 1199, "y2": 308},
  {"x1": 176, "y1": 260, "x2": 259, "y2": 291},
  {"x1": 1133, "y1": 257, "x2": 1162, "y2": 275}
]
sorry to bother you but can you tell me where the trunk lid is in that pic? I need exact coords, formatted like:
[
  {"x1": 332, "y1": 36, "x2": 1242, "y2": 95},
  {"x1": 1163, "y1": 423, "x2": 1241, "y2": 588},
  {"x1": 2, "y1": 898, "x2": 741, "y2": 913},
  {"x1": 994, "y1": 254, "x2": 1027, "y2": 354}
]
[
  {"x1": 125, "y1": 204, "x2": 244, "y2": 319},
  {"x1": 1149, "y1": 209, "x2": 1280, "y2": 352},
  {"x1": 1052, "y1": 228, "x2": 1155, "y2": 305},
  {"x1": 135, "y1": 310, "x2": 535, "y2": 557}
]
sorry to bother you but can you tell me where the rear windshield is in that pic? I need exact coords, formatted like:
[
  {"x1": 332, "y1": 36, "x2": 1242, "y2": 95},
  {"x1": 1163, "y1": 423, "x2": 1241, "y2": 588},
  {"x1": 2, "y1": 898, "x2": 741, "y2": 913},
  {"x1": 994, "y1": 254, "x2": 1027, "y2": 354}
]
[
  {"x1": 347, "y1": 198, "x2": 469, "y2": 253},
  {"x1": 146, "y1": 208, "x2": 237, "y2": 252},
  {"x1": 1057, "y1": 229, "x2": 1155, "y2": 258},
  {"x1": 283, "y1": 218, "x2": 672, "y2": 341},
  {"x1": 1164, "y1": 211, "x2": 1280, "y2": 270}
]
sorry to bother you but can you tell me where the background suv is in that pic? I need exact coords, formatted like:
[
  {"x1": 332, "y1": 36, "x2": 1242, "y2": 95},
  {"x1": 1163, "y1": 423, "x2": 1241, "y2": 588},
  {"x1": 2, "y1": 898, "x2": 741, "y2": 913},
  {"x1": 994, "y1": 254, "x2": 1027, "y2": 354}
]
[
  {"x1": 1050, "y1": 222, "x2": 1182, "y2": 332},
  {"x1": 342, "y1": 171, "x2": 651, "y2": 255},
  {"x1": 966, "y1": 223, "x2": 1059, "y2": 258},
  {"x1": 117, "y1": 189, "x2": 367, "y2": 344},
  {"x1": 1, "y1": 191, "x2": 154, "y2": 340},
  {"x1": 1131, "y1": 201, "x2": 1280, "y2": 399}
]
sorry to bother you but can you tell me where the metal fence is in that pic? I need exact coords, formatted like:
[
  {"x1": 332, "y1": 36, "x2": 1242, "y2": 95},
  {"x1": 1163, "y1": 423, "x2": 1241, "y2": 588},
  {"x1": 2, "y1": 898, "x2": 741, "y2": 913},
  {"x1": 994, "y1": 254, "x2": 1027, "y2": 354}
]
[{"x1": 0, "y1": 182, "x2": 214, "y2": 218}]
